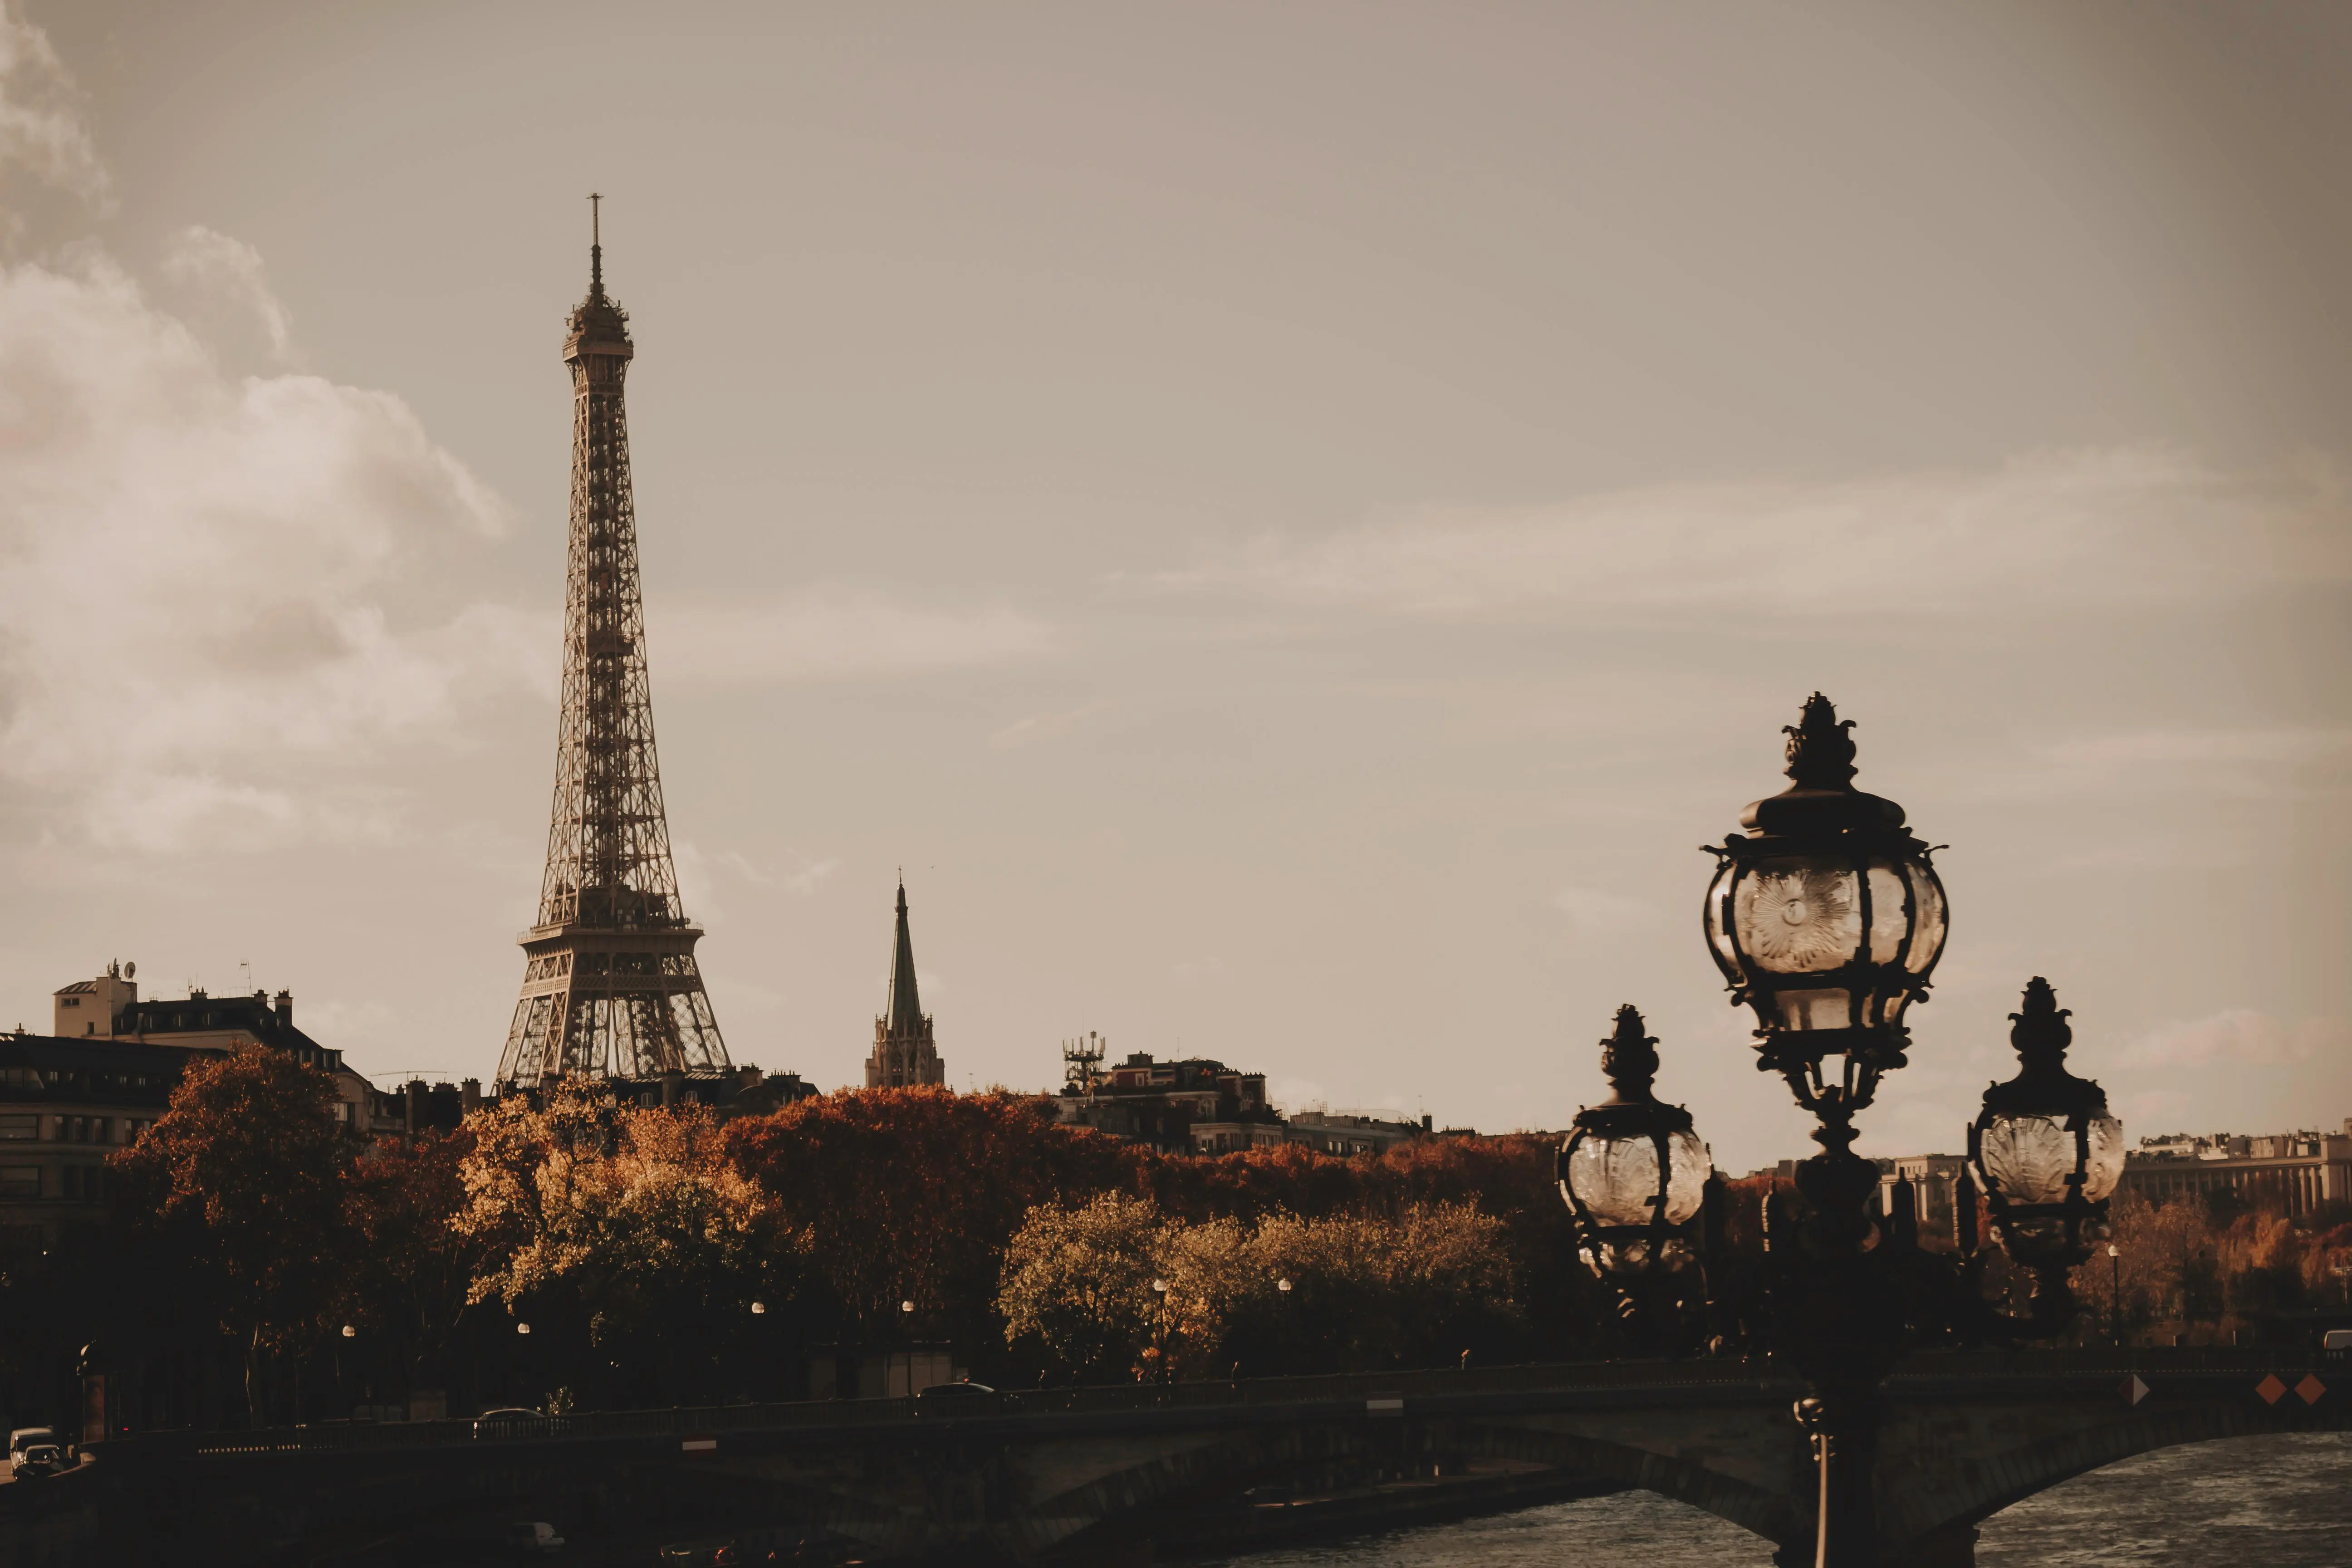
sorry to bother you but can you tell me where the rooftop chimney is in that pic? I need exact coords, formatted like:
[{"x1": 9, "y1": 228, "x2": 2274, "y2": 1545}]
[{"x1": 274, "y1": 990, "x2": 292, "y2": 1025}]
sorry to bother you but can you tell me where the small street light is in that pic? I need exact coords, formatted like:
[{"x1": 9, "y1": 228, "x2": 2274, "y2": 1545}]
[
  {"x1": 1969, "y1": 979, "x2": 2126, "y2": 1330},
  {"x1": 1149, "y1": 1279, "x2": 1171, "y2": 1382},
  {"x1": 516, "y1": 1322, "x2": 532, "y2": 1336},
  {"x1": 750, "y1": 1301, "x2": 766, "y2": 1316},
  {"x1": 340, "y1": 1325, "x2": 356, "y2": 1340},
  {"x1": 1275, "y1": 1277, "x2": 1292, "y2": 1294},
  {"x1": 1557, "y1": 1005, "x2": 1711, "y2": 1320}
]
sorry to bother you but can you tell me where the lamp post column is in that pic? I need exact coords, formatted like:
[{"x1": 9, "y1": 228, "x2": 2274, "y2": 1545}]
[{"x1": 2109, "y1": 1245, "x2": 2122, "y2": 1347}]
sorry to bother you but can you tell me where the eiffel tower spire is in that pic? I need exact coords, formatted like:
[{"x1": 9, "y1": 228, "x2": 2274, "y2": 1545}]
[{"x1": 499, "y1": 210, "x2": 729, "y2": 1087}]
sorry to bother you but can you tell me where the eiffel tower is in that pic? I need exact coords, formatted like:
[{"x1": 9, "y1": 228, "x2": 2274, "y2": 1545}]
[{"x1": 498, "y1": 199, "x2": 729, "y2": 1087}]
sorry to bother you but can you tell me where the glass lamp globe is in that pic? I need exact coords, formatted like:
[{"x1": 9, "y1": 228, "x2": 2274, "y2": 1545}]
[
  {"x1": 1558, "y1": 1006, "x2": 1713, "y2": 1274},
  {"x1": 1970, "y1": 978, "x2": 2124, "y2": 1263},
  {"x1": 1703, "y1": 695, "x2": 1948, "y2": 1071}
]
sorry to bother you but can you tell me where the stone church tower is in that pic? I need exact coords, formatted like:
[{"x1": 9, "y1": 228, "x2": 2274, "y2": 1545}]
[{"x1": 865, "y1": 880, "x2": 945, "y2": 1088}]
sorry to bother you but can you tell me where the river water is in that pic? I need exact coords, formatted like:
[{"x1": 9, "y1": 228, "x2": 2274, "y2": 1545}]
[{"x1": 1193, "y1": 1433, "x2": 2352, "y2": 1566}]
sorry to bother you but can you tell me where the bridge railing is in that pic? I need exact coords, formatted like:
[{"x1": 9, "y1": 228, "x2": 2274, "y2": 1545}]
[
  {"x1": 115, "y1": 1344, "x2": 2329, "y2": 1462},
  {"x1": 128, "y1": 1356, "x2": 1774, "y2": 1460}
]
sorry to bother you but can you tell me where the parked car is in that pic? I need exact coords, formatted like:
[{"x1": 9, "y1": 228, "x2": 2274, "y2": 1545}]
[
  {"x1": 505, "y1": 1520, "x2": 564, "y2": 1555},
  {"x1": 10, "y1": 1445, "x2": 64, "y2": 1481},
  {"x1": 914, "y1": 1380, "x2": 999, "y2": 1416},
  {"x1": 473, "y1": 1407, "x2": 552, "y2": 1439},
  {"x1": 8, "y1": 1428, "x2": 61, "y2": 1477},
  {"x1": 2324, "y1": 1328, "x2": 2352, "y2": 1357}
]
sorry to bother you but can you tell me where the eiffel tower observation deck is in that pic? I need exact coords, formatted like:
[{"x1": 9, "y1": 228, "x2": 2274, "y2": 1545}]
[{"x1": 499, "y1": 200, "x2": 729, "y2": 1088}]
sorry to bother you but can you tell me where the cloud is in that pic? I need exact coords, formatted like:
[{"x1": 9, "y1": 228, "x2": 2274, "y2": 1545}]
[
  {"x1": 652, "y1": 588, "x2": 1057, "y2": 684},
  {"x1": 0, "y1": 251, "x2": 529, "y2": 850},
  {"x1": 1168, "y1": 448, "x2": 2351, "y2": 617},
  {"x1": 783, "y1": 856, "x2": 840, "y2": 896},
  {"x1": 0, "y1": 4, "x2": 108, "y2": 211},
  {"x1": 990, "y1": 699, "x2": 1113, "y2": 751},
  {"x1": 1963, "y1": 726, "x2": 2352, "y2": 808},
  {"x1": 162, "y1": 225, "x2": 295, "y2": 363},
  {"x1": 1552, "y1": 885, "x2": 1663, "y2": 934},
  {"x1": 1168, "y1": 956, "x2": 1228, "y2": 987},
  {"x1": 2119, "y1": 1009, "x2": 2347, "y2": 1068}
]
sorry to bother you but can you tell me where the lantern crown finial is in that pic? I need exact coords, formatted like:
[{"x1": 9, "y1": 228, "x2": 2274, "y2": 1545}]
[
  {"x1": 1784, "y1": 692, "x2": 1857, "y2": 789},
  {"x1": 1600, "y1": 1004, "x2": 1660, "y2": 1102},
  {"x1": 1739, "y1": 693, "x2": 1906, "y2": 834},
  {"x1": 2009, "y1": 976, "x2": 2074, "y2": 1071}
]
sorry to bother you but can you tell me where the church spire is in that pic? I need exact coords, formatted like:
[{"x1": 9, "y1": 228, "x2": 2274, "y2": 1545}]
[
  {"x1": 867, "y1": 876, "x2": 945, "y2": 1089},
  {"x1": 885, "y1": 877, "x2": 923, "y2": 1036}
]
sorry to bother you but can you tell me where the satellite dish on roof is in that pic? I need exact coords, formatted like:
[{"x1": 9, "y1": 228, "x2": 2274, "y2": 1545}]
[{"x1": 124, "y1": 961, "x2": 136, "y2": 979}]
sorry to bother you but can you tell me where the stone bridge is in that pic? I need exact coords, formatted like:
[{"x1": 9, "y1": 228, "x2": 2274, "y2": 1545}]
[{"x1": 4, "y1": 1348, "x2": 2342, "y2": 1565}]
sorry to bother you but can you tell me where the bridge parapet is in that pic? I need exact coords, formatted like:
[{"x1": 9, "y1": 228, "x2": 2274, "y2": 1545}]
[{"x1": 31, "y1": 1348, "x2": 2348, "y2": 1567}]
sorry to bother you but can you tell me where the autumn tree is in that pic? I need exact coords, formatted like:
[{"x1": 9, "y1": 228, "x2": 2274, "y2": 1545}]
[
  {"x1": 996, "y1": 1191, "x2": 1166, "y2": 1379},
  {"x1": 110, "y1": 1044, "x2": 359, "y2": 1424},
  {"x1": 339, "y1": 1129, "x2": 485, "y2": 1397},
  {"x1": 456, "y1": 1087, "x2": 783, "y2": 1403},
  {"x1": 998, "y1": 1195, "x2": 1523, "y2": 1381},
  {"x1": 725, "y1": 1087, "x2": 1142, "y2": 1344}
]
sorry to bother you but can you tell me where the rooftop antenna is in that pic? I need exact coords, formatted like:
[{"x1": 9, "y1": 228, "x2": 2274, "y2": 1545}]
[
  {"x1": 588, "y1": 191, "x2": 603, "y2": 293},
  {"x1": 1063, "y1": 1031, "x2": 1106, "y2": 1094},
  {"x1": 240, "y1": 959, "x2": 254, "y2": 993}
]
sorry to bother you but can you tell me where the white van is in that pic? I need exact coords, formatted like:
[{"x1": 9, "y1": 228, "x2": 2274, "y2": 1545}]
[
  {"x1": 2323, "y1": 1328, "x2": 2352, "y2": 1354},
  {"x1": 506, "y1": 1521, "x2": 565, "y2": 1555},
  {"x1": 8, "y1": 1428, "x2": 61, "y2": 1477}
]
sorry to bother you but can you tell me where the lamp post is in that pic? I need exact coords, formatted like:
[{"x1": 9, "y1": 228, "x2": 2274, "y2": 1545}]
[
  {"x1": 1562, "y1": 695, "x2": 2121, "y2": 1568},
  {"x1": 2107, "y1": 1246, "x2": 2122, "y2": 1347},
  {"x1": 1705, "y1": 693, "x2": 1949, "y2": 1568},
  {"x1": 1151, "y1": 1278, "x2": 1171, "y2": 1382}
]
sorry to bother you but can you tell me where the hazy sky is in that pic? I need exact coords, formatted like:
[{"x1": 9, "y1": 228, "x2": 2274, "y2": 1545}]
[{"x1": 1, "y1": 0, "x2": 2346, "y2": 1173}]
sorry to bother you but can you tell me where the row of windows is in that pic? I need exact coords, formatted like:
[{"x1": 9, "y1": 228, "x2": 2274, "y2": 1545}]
[
  {"x1": 1, "y1": 1066, "x2": 165, "y2": 1092},
  {"x1": 0, "y1": 1113, "x2": 151, "y2": 1143},
  {"x1": 0, "y1": 1165, "x2": 106, "y2": 1200}
]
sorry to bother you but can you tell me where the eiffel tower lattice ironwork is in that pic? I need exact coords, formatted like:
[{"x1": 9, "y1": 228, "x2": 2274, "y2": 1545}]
[{"x1": 499, "y1": 201, "x2": 729, "y2": 1086}]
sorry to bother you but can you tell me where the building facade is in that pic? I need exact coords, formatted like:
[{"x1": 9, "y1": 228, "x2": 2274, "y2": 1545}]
[
  {"x1": 866, "y1": 881, "x2": 945, "y2": 1089},
  {"x1": 2118, "y1": 1124, "x2": 2352, "y2": 1216},
  {"x1": 0, "y1": 1033, "x2": 185, "y2": 1248},
  {"x1": 51, "y1": 962, "x2": 404, "y2": 1136},
  {"x1": 1047, "y1": 1046, "x2": 1427, "y2": 1156},
  {"x1": 1283, "y1": 1109, "x2": 1432, "y2": 1158}
]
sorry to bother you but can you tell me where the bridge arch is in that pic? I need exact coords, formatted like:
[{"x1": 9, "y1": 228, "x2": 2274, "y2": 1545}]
[
  {"x1": 1879, "y1": 1397, "x2": 2349, "y2": 1561},
  {"x1": 1454, "y1": 1421, "x2": 1801, "y2": 1551},
  {"x1": 1015, "y1": 1415, "x2": 1804, "y2": 1563}
]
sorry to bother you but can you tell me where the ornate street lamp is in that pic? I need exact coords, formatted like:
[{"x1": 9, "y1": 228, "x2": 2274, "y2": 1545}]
[
  {"x1": 1559, "y1": 696, "x2": 2129, "y2": 1568},
  {"x1": 1558, "y1": 1006, "x2": 1712, "y2": 1294},
  {"x1": 1970, "y1": 977, "x2": 2124, "y2": 1328},
  {"x1": 1704, "y1": 691, "x2": 1948, "y2": 1110}
]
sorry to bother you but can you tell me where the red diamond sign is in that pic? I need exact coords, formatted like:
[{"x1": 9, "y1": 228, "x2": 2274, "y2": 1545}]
[
  {"x1": 2120, "y1": 1374, "x2": 2150, "y2": 1406},
  {"x1": 2256, "y1": 1374, "x2": 2288, "y2": 1405},
  {"x1": 2296, "y1": 1375, "x2": 2326, "y2": 1406}
]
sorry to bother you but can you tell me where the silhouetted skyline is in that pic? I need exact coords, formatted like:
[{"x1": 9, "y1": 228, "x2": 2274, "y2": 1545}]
[{"x1": 0, "y1": 1, "x2": 2345, "y2": 1172}]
